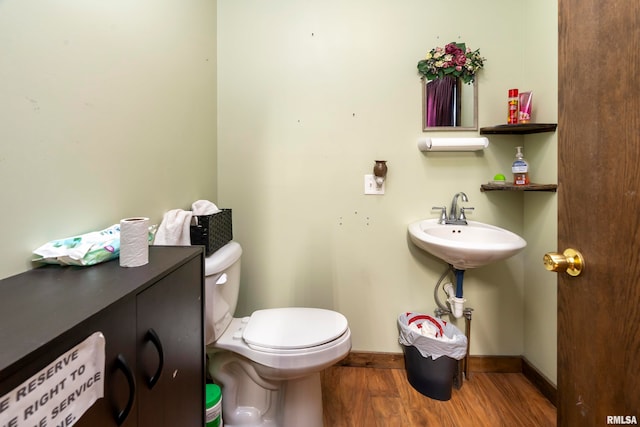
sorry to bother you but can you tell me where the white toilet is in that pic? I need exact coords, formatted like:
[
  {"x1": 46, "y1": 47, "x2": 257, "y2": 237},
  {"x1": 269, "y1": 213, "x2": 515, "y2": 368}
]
[{"x1": 204, "y1": 241, "x2": 351, "y2": 427}]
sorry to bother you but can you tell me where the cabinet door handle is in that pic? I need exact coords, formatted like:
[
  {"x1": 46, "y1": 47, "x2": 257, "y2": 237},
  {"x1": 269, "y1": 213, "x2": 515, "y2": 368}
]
[
  {"x1": 114, "y1": 354, "x2": 136, "y2": 426},
  {"x1": 145, "y1": 328, "x2": 164, "y2": 389}
]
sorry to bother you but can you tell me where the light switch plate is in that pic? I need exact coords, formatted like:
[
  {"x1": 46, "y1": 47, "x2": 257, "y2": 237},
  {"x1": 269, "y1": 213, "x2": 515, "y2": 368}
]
[{"x1": 364, "y1": 174, "x2": 385, "y2": 195}]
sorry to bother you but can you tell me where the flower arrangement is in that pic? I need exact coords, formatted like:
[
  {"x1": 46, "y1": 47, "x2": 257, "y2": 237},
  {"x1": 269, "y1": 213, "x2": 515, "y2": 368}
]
[{"x1": 417, "y1": 42, "x2": 485, "y2": 85}]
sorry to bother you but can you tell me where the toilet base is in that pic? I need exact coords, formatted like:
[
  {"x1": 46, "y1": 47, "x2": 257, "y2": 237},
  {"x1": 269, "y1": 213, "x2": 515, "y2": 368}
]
[{"x1": 208, "y1": 351, "x2": 324, "y2": 427}]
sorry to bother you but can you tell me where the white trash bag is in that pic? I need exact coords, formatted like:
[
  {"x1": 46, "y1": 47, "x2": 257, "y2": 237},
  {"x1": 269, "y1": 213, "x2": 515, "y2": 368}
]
[{"x1": 398, "y1": 312, "x2": 468, "y2": 360}]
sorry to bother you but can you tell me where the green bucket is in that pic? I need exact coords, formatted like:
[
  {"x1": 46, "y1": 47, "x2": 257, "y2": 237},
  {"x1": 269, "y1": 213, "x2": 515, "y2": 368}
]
[{"x1": 205, "y1": 384, "x2": 222, "y2": 427}]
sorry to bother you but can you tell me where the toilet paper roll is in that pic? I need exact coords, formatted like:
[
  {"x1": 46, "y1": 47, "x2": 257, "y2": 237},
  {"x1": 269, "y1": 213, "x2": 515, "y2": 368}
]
[{"x1": 119, "y1": 217, "x2": 149, "y2": 267}]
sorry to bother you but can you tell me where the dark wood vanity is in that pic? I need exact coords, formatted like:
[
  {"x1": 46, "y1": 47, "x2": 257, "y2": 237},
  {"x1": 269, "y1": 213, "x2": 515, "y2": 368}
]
[{"x1": 0, "y1": 246, "x2": 205, "y2": 427}]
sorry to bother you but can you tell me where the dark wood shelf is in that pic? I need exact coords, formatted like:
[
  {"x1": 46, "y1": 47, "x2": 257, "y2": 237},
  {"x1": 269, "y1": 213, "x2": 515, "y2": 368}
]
[
  {"x1": 481, "y1": 182, "x2": 558, "y2": 192},
  {"x1": 479, "y1": 123, "x2": 558, "y2": 192},
  {"x1": 480, "y1": 123, "x2": 557, "y2": 135}
]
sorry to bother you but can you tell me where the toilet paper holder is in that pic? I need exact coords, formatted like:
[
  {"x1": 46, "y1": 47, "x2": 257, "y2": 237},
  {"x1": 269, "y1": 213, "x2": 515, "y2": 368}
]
[{"x1": 417, "y1": 137, "x2": 489, "y2": 152}]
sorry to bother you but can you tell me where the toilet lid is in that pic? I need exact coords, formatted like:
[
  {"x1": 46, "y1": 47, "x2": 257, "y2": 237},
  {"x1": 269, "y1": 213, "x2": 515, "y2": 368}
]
[{"x1": 243, "y1": 307, "x2": 348, "y2": 350}]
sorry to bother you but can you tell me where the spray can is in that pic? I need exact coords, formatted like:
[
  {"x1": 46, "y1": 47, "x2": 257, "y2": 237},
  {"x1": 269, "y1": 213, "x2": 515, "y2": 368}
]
[{"x1": 508, "y1": 89, "x2": 519, "y2": 124}]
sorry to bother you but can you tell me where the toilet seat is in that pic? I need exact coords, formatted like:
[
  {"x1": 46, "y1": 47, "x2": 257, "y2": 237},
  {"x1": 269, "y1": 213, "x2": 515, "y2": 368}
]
[
  {"x1": 210, "y1": 308, "x2": 352, "y2": 372},
  {"x1": 243, "y1": 307, "x2": 349, "y2": 352}
]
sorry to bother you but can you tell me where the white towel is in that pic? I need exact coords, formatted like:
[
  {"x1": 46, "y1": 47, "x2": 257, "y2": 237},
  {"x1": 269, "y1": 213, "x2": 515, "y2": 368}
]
[
  {"x1": 154, "y1": 209, "x2": 193, "y2": 246},
  {"x1": 192, "y1": 200, "x2": 221, "y2": 216}
]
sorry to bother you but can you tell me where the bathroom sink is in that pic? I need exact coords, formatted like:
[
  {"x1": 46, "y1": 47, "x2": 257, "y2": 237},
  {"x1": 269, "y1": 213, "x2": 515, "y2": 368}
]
[{"x1": 408, "y1": 219, "x2": 527, "y2": 269}]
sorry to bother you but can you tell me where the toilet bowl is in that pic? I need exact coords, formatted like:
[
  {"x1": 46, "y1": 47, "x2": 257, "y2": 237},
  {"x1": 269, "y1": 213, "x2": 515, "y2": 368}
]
[{"x1": 204, "y1": 241, "x2": 351, "y2": 427}]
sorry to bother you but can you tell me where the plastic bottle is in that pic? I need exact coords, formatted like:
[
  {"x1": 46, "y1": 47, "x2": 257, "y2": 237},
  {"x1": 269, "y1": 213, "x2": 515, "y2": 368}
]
[
  {"x1": 205, "y1": 384, "x2": 222, "y2": 427},
  {"x1": 508, "y1": 89, "x2": 519, "y2": 124},
  {"x1": 512, "y1": 146, "x2": 530, "y2": 186}
]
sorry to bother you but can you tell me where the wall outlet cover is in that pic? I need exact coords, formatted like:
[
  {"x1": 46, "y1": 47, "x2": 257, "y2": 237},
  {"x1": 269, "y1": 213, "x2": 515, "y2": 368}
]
[{"x1": 364, "y1": 174, "x2": 385, "y2": 195}]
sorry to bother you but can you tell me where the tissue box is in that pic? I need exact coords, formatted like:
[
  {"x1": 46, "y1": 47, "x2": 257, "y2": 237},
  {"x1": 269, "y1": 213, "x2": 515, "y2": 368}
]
[{"x1": 190, "y1": 209, "x2": 233, "y2": 256}]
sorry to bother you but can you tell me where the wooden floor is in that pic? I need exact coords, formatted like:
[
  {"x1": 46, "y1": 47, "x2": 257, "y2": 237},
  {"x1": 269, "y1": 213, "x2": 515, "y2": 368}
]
[{"x1": 321, "y1": 365, "x2": 556, "y2": 427}]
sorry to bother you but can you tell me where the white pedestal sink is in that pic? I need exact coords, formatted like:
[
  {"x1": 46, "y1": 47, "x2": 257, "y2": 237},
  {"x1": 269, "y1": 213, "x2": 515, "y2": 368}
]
[{"x1": 408, "y1": 219, "x2": 527, "y2": 270}]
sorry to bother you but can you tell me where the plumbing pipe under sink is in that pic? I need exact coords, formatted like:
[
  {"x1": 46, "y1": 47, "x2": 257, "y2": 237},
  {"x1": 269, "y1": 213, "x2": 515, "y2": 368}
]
[
  {"x1": 443, "y1": 282, "x2": 466, "y2": 319},
  {"x1": 454, "y1": 268, "x2": 464, "y2": 297}
]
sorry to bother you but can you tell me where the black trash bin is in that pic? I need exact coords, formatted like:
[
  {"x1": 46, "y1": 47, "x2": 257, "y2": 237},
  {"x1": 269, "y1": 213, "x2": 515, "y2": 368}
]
[
  {"x1": 398, "y1": 312, "x2": 467, "y2": 401},
  {"x1": 402, "y1": 344, "x2": 458, "y2": 401}
]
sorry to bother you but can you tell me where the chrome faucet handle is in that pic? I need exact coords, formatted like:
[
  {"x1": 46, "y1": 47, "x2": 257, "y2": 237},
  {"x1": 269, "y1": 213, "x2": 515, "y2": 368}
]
[
  {"x1": 432, "y1": 206, "x2": 447, "y2": 224},
  {"x1": 458, "y1": 207, "x2": 474, "y2": 222}
]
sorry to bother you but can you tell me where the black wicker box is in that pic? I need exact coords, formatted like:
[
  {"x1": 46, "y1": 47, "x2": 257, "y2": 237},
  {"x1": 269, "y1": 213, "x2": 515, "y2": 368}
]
[{"x1": 190, "y1": 209, "x2": 233, "y2": 256}]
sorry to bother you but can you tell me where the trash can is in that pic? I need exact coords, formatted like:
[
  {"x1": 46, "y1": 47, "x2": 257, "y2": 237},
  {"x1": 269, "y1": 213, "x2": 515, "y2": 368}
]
[{"x1": 398, "y1": 312, "x2": 467, "y2": 401}]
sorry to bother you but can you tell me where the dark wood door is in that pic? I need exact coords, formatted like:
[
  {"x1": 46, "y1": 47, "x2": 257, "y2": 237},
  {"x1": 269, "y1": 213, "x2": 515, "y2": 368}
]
[
  {"x1": 53, "y1": 299, "x2": 138, "y2": 427},
  {"x1": 0, "y1": 304, "x2": 138, "y2": 427},
  {"x1": 136, "y1": 257, "x2": 204, "y2": 427},
  {"x1": 558, "y1": 0, "x2": 640, "y2": 424}
]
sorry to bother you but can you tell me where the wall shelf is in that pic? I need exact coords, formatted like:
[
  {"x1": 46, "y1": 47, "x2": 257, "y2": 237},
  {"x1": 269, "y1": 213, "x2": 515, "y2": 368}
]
[
  {"x1": 481, "y1": 183, "x2": 558, "y2": 192},
  {"x1": 479, "y1": 123, "x2": 558, "y2": 192},
  {"x1": 480, "y1": 123, "x2": 557, "y2": 135}
]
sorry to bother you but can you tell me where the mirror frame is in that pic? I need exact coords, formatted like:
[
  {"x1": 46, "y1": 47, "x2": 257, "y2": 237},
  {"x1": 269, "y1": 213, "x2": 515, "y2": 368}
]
[{"x1": 421, "y1": 79, "x2": 478, "y2": 131}]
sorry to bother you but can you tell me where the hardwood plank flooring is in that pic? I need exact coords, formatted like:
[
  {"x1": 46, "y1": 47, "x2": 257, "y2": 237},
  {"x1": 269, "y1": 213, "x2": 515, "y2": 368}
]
[{"x1": 321, "y1": 365, "x2": 556, "y2": 427}]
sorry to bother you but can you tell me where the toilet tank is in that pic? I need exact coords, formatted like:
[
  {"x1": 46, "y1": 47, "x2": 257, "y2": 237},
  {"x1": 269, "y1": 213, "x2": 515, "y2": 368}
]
[{"x1": 204, "y1": 241, "x2": 242, "y2": 345}]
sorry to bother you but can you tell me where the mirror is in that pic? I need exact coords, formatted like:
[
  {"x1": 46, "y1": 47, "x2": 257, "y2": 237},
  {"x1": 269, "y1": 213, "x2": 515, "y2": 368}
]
[{"x1": 422, "y1": 77, "x2": 478, "y2": 131}]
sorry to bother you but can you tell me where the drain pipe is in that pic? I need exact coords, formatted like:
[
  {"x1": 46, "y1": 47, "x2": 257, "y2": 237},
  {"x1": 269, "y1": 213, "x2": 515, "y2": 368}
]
[
  {"x1": 443, "y1": 283, "x2": 466, "y2": 319},
  {"x1": 454, "y1": 268, "x2": 465, "y2": 297},
  {"x1": 433, "y1": 266, "x2": 465, "y2": 319},
  {"x1": 432, "y1": 265, "x2": 473, "y2": 383}
]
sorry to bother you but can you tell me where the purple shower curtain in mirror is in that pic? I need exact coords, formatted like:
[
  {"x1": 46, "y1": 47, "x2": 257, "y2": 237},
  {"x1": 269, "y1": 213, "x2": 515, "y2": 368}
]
[{"x1": 426, "y1": 76, "x2": 458, "y2": 127}]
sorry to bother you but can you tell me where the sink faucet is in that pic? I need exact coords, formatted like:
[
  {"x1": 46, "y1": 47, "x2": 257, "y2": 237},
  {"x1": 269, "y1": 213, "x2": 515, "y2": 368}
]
[
  {"x1": 449, "y1": 192, "x2": 467, "y2": 222},
  {"x1": 432, "y1": 192, "x2": 474, "y2": 224},
  {"x1": 448, "y1": 192, "x2": 473, "y2": 224}
]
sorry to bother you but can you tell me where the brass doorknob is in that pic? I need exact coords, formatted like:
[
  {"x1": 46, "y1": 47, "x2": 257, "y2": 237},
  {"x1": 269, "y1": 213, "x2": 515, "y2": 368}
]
[{"x1": 543, "y1": 249, "x2": 584, "y2": 276}]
